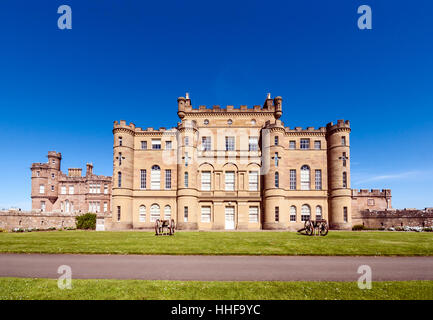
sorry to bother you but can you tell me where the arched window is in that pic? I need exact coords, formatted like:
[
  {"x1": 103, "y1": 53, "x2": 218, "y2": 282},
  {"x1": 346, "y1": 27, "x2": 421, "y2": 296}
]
[
  {"x1": 342, "y1": 172, "x2": 347, "y2": 188},
  {"x1": 316, "y1": 206, "x2": 322, "y2": 220},
  {"x1": 118, "y1": 172, "x2": 122, "y2": 188},
  {"x1": 290, "y1": 206, "x2": 296, "y2": 222},
  {"x1": 300, "y1": 165, "x2": 310, "y2": 190},
  {"x1": 150, "y1": 204, "x2": 160, "y2": 222},
  {"x1": 274, "y1": 172, "x2": 279, "y2": 188},
  {"x1": 151, "y1": 165, "x2": 161, "y2": 190},
  {"x1": 301, "y1": 204, "x2": 311, "y2": 221},
  {"x1": 164, "y1": 205, "x2": 171, "y2": 220},
  {"x1": 184, "y1": 172, "x2": 189, "y2": 188},
  {"x1": 139, "y1": 205, "x2": 146, "y2": 222}
]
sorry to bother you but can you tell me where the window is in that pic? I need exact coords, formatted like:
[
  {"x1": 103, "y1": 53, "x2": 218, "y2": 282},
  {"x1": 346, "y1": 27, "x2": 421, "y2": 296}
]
[
  {"x1": 290, "y1": 170, "x2": 296, "y2": 190},
  {"x1": 184, "y1": 136, "x2": 189, "y2": 146},
  {"x1": 225, "y1": 136, "x2": 235, "y2": 151},
  {"x1": 165, "y1": 141, "x2": 172, "y2": 150},
  {"x1": 165, "y1": 169, "x2": 171, "y2": 189},
  {"x1": 343, "y1": 207, "x2": 348, "y2": 222},
  {"x1": 152, "y1": 139, "x2": 161, "y2": 150},
  {"x1": 118, "y1": 152, "x2": 122, "y2": 166},
  {"x1": 36, "y1": 171, "x2": 40, "y2": 177},
  {"x1": 61, "y1": 186, "x2": 66, "y2": 194},
  {"x1": 184, "y1": 152, "x2": 189, "y2": 167},
  {"x1": 51, "y1": 185, "x2": 54, "y2": 192},
  {"x1": 289, "y1": 141, "x2": 296, "y2": 149},
  {"x1": 150, "y1": 204, "x2": 160, "y2": 222},
  {"x1": 342, "y1": 172, "x2": 347, "y2": 188},
  {"x1": 51, "y1": 173, "x2": 55, "y2": 179},
  {"x1": 141, "y1": 141, "x2": 147, "y2": 149},
  {"x1": 140, "y1": 169, "x2": 146, "y2": 189},
  {"x1": 249, "y1": 207, "x2": 259, "y2": 223},
  {"x1": 184, "y1": 206, "x2": 188, "y2": 222},
  {"x1": 201, "y1": 171, "x2": 211, "y2": 191},
  {"x1": 274, "y1": 152, "x2": 279, "y2": 167},
  {"x1": 249, "y1": 137, "x2": 258, "y2": 151},
  {"x1": 301, "y1": 204, "x2": 311, "y2": 221},
  {"x1": 104, "y1": 185, "x2": 108, "y2": 194},
  {"x1": 300, "y1": 165, "x2": 310, "y2": 190},
  {"x1": 139, "y1": 205, "x2": 146, "y2": 222},
  {"x1": 314, "y1": 141, "x2": 321, "y2": 150},
  {"x1": 225, "y1": 171, "x2": 235, "y2": 191},
  {"x1": 249, "y1": 171, "x2": 258, "y2": 191},
  {"x1": 275, "y1": 207, "x2": 279, "y2": 222},
  {"x1": 274, "y1": 136, "x2": 279, "y2": 146},
  {"x1": 367, "y1": 199, "x2": 375, "y2": 206},
  {"x1": 227, "y1": 119, "x2": 233, "y2": 125},
  {"x1": 201, "y1": 206, "x2": 211, "y2": 222},
  {"x1": 41, "y1": 201, "x2": 46, "y2": 212},
  {"x1": 52, "y1": 159, "x2": 56, "y2": 164},
  {"x1": 117, "y1": 206, "x2": 121, "y2": 221},
  {"x1": 251, "y1": 119, "x2": 256, "y2": 125},
  {"x1": 118, "y1": 172, "x2": 122, "y2": 188},
  {"x1": 342, "y1": 152, "x2": 347, "y2": 167},
  {"x1": 315, "y1": 170, "x2": 322, "y2": 190},
  {"x1": 184, "y1": 172, "x2": 189, "y2": 188},
  {"x1": 65, "y1": 200, "x2": 70, "y2": 213},
  {"x1": 39, "y1": 185, "x2": 45, "y2": 194},
  {"x1": 202, "y1": 137, "x2": 211, "y2": 151},
  {"x1": 341, "y1": 136, "x2": 346, "y2": 146},
  {"x1": 88, "y1": 201, "x2": 100, "y2": 213},
  {"x1": 316, "y1": 206, "x2": 322, "y2": 220},
  {"x1": 119, "y1": 137, "x2": 123, "y2": 146},
  {"x1": 204, "y1": 119, "x2": 209, "y2": 125},
  {"x1": 164, "y1": 205, "x2": 171, "y2": 220},
  {"x1": 290, "y1": 206, "x2": 296, "y2": 222},
  {"x1": 151, "y1": 165, "x2": 161, "y2": 190},
  {"x1": 69, "y1": 186, "x2": 74, "y2": 194},
  {"x1": 300, "y1": 139, "x2": 310, "y2": 149},
  {"x1": 274, "y1": 172, "x2": 279, "y2": 188},
  {"x1": 103, "y1": 202, "x2": 108, "y2": 213}
]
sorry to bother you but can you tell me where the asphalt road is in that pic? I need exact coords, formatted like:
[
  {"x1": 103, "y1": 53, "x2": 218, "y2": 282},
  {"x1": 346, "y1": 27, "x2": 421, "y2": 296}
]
[{"x1": 0, "y1": 254, "x2": 432, "y2": 281}]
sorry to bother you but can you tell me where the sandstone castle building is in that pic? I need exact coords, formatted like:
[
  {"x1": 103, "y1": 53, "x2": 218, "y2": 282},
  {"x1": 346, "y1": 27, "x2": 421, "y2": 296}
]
[
  {"x1": 111, "y1": 93, "x2": 371, "y2": 231},
  {"x1": 31, "y1": 152, "x2": 112, "y2": 215}
]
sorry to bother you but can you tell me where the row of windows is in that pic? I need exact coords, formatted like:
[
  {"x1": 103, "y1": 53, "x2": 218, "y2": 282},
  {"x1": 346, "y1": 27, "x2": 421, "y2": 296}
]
[
  {"x1": 138, "y1": 204, "x2": 172, "y2": 222},
  {"x1": 118, "y1": 166, "x2": 172, "y2": 190},
  {"x1": 39, "y1": 184, "x2": 109, "y2": 194},
  {"x1": 275, "y1": 166, "x2": 322, "y2": 190},
  {"x1": 275, "y1": 205, "x2": 322, "y2": 222}
]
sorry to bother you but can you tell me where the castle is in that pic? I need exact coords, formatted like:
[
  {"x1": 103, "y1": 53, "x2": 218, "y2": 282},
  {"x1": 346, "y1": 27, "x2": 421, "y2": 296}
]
[
  {"x1": 110, "y1": 93, "x2": 376, "y2": 231},
  {"x1": 30, "y1": 152, "x2": 112, "y2": 215}
]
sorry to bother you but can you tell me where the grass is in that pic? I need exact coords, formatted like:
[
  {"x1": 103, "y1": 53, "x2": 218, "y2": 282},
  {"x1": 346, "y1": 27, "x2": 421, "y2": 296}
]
[
  {"x1": 0, "y1": 230, "x2": 432, "y2": 256},
  {"x1": 0, "y1": 277, "x2": 432, "y2": 300}
]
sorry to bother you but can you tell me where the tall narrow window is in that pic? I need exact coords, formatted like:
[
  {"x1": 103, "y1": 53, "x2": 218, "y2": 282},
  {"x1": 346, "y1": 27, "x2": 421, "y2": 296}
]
[
  {"x1": 202, "y1": 137, "x2": 211, "y2": 151},
  {"x1": 184, "y1": 206, "x2": 188, "y2": 222},
  {"x1": 184, "y1": 172, "x2": 189, "y2": 188},
  {"x1": 290, "y1": 206, "x2": 296, "y2": 221},
  {"x1": 140, "y1": 169, "x2": 146, "y2": 189},
  {"x1": 118, "y1": 152, "x2": 122, "y2": 166},
  {"x1": 201, "y1": 206, "x2": 211, "y2": 222},
  {"x1": 51, "y1": 185, "x2": 54, "y2": 192},
  {"x1": 184, "y1": 152, "x2": 189, "y2": 167},
  {"x1": 274, "y1": 152, "x2": 279, "y2": 167},
  {"x1": 249, "y1": 206, "x2": 259, "y2": 223},
  {"x1": 342, "y1": 152, "x2": 347, "y2": 167},
  {"x1": 225, "y1": 171, "x2": 235, "y2": 191},
  {"x1": 289, "y1": 140, "x2": 296, "y2": 149},
  {"x1": 274, "y1": 172, "x2": 279, "y2": 188},
  {"x1": 343, "y1": 207, "x2": 348, "y2": 222},
  {"x1": 341, "y1": 136, "x2": 346, "y2": 146},
  {"x1": 249, "y1": 137, "x2": 258, "y2": 151},
  {"x1": 152, "y1": 139, "x2": 161, "y2": 150},
  {"x1": 164, "y1": 205, "x2": 171, "y2": 220},
  {"x1": 139, "y1": 205, "x2": 146, "y2": 222},
  {"x1": 69, "y1": 186, "x2": 74, "y2": 194},
  {"x1": 61, "y1": 185, "x2": 66, "y2": 194},
  {"x1": 342, "y1": 172, "x2": 347, "y2": 188},
  {"x1": 184, "y1": 136, "x2": 189, "y2": 146},
  {"x1": 290, "y1": 169, "x2": 296, "y2": 190},
  {"x1": 118, "y1": 172, "x2": 122, "y2": 188},
  {"x1": 316, "y1": 206, "x2": 322, "y2": 220},
  {"x1": 300, "y1": 139, "x2": 310, "y2": 149},
  {"x1": 117, "y1": 206, "x2": 121, "y2": 221},
  {"x1": 39, "y1": 185, "x2": 45, "y2": 194},
  {"x1": 65, "y1": 200, "x2": 70, "y2": 213},
  {"x1": 301, "y1": 204, "x2": 311, "y2": 221},
  {"x1": 300, "y1": 165, "x2": 310, "y2": 190},
  {"x1": 225, "y1": 136, "x2": 235, "y2": 151},
  {"x1": 275, "y1": 207, "x2": 279, "y2": 222},
  {"x1": 165, "y1": 141, "x2": 172, "y2": 150},
  {"x1": 201, "y1": 171, "x2": 211, "y2": 191},
  {"x1": 165, "y1": 169, "x2": 171, "y2": 189},
  {"x1": 314, "y1": 141, "x2": 321, "y2": 150},
  {"x1": 118, "y1": 137, "x2": 123, "y2": 146},
  {"x1": 150, "y1": 204, "x2": 160, "y2": 222},
  {"x1": 141, "y1": 141, "x2": 147, "y2": 149},
  {"x1": 274, "y1": 136, "x2": 279, "y2": 146},
  {"x1": 249, "y1": 171, "x2": 258, "y2": 191},
  {"x1": 41, "y1": 201, "x2": 46, "y2": 212},
  {"x1": 104, "y1": 185, "x2": 108, "y2": 194},
  {"x1": 103, "y1": 202, "x2": 108, "y2": 213},
  {"x1": 315, "y1": 170, "x2": 322, "y2": 190},
  {"x1": 151, "y1": 165, "x2": 161, "y2": 190}
]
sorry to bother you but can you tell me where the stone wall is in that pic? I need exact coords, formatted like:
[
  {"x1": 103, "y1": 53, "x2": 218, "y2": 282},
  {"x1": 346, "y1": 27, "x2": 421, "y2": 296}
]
[
  {"x1": 358, "y1": 208, "x2": 433, "y2": 229},
  {"x1": 0, "y1": 210, "x2": 76, "y2": 231}
]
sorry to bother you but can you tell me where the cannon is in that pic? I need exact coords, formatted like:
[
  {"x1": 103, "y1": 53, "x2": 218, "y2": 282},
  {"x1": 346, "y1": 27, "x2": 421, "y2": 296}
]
[
  {"x1": 155, "y1": 219, "x2": 176, "y2": 236},
  {"x1": 298, "y1": 219, "x2": 329, "y2": 236}
]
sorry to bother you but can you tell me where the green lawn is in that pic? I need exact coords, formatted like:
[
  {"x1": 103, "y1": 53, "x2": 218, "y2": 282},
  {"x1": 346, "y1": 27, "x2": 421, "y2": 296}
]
[
  {"x1": 0, "y1": 230, "x2": 432, "y2": 256},
  {"x1": 0, "y1": 278, "x2": 432, "y2": 300}
]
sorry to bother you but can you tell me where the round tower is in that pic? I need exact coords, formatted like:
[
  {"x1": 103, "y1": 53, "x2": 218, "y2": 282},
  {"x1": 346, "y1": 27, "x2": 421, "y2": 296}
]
[
  {"x1": 112, "y1": 120, "x2": 135, "y2": 229},
  {"x1": 176, "y1": 119, "x2": 199, "y2": 230},
  {"x1": 326, "y1": 120, "x2": 351, "y2": 230}
]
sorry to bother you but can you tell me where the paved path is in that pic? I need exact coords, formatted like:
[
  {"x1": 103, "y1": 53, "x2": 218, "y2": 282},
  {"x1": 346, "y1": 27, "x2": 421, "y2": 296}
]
[{"x1": 0, "y1": 254, "x2": 432, "y2": 281}]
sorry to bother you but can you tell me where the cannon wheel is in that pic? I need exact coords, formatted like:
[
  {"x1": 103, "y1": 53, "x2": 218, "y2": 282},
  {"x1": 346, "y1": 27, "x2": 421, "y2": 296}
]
[
  {"x1": 155, "y1": 219, "x2": 160, "y2": 236},
  {"x1": 169, "y1": 219, "x2": 176, "y2": 235},
  {"x1": 304, "y1": 220, "x2": 314, "y2": 236},
  {"x1": 319, "y1": 221, "x2": 329, "y2": 236}
]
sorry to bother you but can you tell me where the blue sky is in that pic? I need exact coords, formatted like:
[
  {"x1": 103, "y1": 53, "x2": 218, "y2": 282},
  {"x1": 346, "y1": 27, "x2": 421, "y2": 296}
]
[{"x1": 0, "y1": 0, "x2": 432, "y2": 210}]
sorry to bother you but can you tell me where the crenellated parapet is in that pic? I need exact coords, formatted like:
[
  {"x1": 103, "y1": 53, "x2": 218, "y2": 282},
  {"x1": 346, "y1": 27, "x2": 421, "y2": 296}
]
[
  {"x1": 352, "y1": 189, "x2": 392, "y2": 197},
  {"x1": 326, "y1": 119, "x2": 351, "y2": 135},
  {"x1": 283, "y1": 126, "x2": 327, "y2": 136},
  {"x1": 113, "y1": 120, "x2": 177, "y2": 136}
]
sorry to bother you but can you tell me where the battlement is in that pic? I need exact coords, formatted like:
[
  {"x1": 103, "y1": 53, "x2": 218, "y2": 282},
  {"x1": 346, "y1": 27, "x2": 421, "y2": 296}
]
[
  {"x1": 352, "y1": 189, "x2": 392, "y2": 197},
  {"x1": 326, "y1": 119, "x2": 351, "y2": 133},
  {"x1": 68, "y1": 168, "x2": 82, "y2": 177},
  {"x1": 47, "y1": 151, "x2": 62, "y2": 159},
  {"x1": 284, "y1": 126, "x2": 327, "y2": 133},
  {"x1": 114, "y1": 120, "x2": 177, "y2": 135}
]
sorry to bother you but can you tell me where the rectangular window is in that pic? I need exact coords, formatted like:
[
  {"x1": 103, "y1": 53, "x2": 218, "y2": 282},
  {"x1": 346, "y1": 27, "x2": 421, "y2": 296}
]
[
  {"x1": 290, "y1": 207, "x2": 296, "y2": 222},
  {"x1": 201, "y1": 206, "x2": 211, "y2": 223},
  {"x1": 184, "y1": 206, "x2": 188, "y2": 222},
  {"x1": 51, "y1": 185, "x2": 54, "y2": 191},
  {"x1": 274, "y1": 136, "x2": 279, "y2": 146},
  {"x1": 117, "y1": 206, "x2": 121, "y2": 221},
  {"x1": 315, "y1": 170, "x2": 322, "y2": 190},
  {"x1": 314, "y1": 140, "x2": 321, "y2": 150},
  {"x1": 141, "y1": 141, "x2": 147, "y2": 149},
  {"x1": 152, "y1": 139, "x2": 161, "y2": 150},
  {"x1": 290, "y1": 170, "x2": 296, "y2": 190},
  {"x1": 69, "y1": 186, "x2": 74, "y2": 194},
  {"x1": 39, "y1": 185, "x2": 45, "y2": 194},
  {"x1": 274, "y1": 172, "x2": 279, "y2": 188},
  {"x1": 103, "y1": 202, "x2": 108, "y2": 213},
  {"x1": 41, "y1": 201, "x2": 46, "y2": 212},
  {"x1": 202, "y1": 137, "x2": 211, "y2": 151},
  {"x1": 36, "y1": 171, "x2": 40, "y2": 177},
  {"x1": 51, "y1": 173, "x2": 55, "y2": 179},
  {"x1": 184, "y1": 136, "x2": 189, "y2": 146},
  {"x1": 118, "y1": 172, "x2": 122, "y2": 188},
  {"x1": 300, "y1": 139, "x2": 310, "y2": 149},
  {"x1": 119, "y1": 137, "x2": 123, "y2": 146},
  {"x1": 342, "y1": 152, "x2": 347, "y2": 167},
  {"x1": 165, "y1": 141, "x2": 172, "y2": 150},
  {"x1": 104, "y1": 185, "x2": 108, "y2": 194},
  {"x1": 61, "y1": 186, "x2": 66, "y2": 194},
  {"x1": 343, "y1": 207, "x2": 348, "y2": 222},
  {"x1": 275, "y1": 207, "x2": 279, "y2": 222},
  {"x1": 367, "y1": 198, "x2": 375, "y2": 206},
  {"x1": 289, "y1": 140, "x2": 296, "y2": 150},
  {"x1": 184, "y1": 152, "x2": 189, "y2": 167},
  {"x1": 165, "y1": 169, "x2": 171, "y2": 189},
  {"x1": 184, "y1": 172, "x2": 189, "y2": 188},
  {"x1": 274, "y1": 152, "x2": 279, "y2": 167},
  {"x1": 225, "y1": 171, "x2": 235, "y2": 191},
  {"x1": 225, "y1": 136, "x2": 235, "y2": 151},
  {"x1": 249, "y1": 171, "x2": 258, "y2": 191},
  {"x1": 343, "y1": 172, "x2": 347, "y2": 188},
  {"x1": 248, "y1": 136, "x2": 258, "y2": 151},
  {"x1": 201, "y1": 171, "x2": 211, "y2": 191},
  {"x1": 151, "y1": 168, "x2": 160, "y2": 190},
  {"x1": 342, "y1": 136, "x2": 346, "y2": 146},
  {"x1": 140, "y1": 169, "x2": 146, "y2": 189},
  {"x1": 249, "y1": 206, "x2": 259, "y2": 223}
]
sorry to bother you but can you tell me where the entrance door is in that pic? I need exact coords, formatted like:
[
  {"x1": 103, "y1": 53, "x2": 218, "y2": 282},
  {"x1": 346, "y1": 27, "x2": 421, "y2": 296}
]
[{"x1": 225, "y1": 206, "x2": 235, "y2": 230}]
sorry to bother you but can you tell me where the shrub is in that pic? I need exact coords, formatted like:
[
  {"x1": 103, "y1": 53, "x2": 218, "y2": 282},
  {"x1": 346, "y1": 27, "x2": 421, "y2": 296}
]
[
  {"x1": 352, "y1": 224, "x2": 365, "y2": 231},
  {"x1": 75, "y1": 213, "x2": 96, "y2": 230}
]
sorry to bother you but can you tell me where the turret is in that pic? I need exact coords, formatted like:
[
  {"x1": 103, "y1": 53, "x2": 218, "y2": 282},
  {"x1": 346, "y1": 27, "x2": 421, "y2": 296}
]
[
  {"x1": 274, "y1": 96, "x2": 282, "y2": 119},
  {"x1": 326, "y1": 120, "x2": 351, "y2": 229},
  {"x1": 47, "y1": 151, "x2": 62, "y2": 171}
]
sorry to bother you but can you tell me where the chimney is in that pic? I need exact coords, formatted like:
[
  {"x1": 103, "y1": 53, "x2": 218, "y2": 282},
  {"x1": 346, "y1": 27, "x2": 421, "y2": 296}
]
[
  {"x1": 68, "y1": 168, "x2": 82, "y2": 177},
  {"x1": 86, "y1": 163, "x2": 93, "y2": 176}
]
